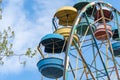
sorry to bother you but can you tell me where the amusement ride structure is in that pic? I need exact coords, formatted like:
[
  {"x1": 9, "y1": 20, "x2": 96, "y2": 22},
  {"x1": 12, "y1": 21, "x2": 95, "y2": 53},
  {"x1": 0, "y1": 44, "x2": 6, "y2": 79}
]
[{"x1": 37, "y1": 0, "x2": 120, "y2": 80}]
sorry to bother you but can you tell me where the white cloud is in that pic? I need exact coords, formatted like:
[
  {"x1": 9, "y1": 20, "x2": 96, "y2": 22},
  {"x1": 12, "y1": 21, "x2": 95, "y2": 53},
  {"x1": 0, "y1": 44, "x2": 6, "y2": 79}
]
[
  {"x1": 0, "y1": 0, "x2": 75, "y2": 74},
  {"x1": 0, "y1": 0, "x2": 39, "y2": 74}
]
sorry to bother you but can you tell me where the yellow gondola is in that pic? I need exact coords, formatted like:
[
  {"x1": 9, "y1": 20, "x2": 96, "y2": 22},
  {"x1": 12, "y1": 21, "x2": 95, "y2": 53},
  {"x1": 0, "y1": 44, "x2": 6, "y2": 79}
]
[
  {"x1": 54, "y1": 27, "x2": 79, "y2": 45},
  {"x1": 54, "y1": 6, "x2": 78, "y2": 26}
]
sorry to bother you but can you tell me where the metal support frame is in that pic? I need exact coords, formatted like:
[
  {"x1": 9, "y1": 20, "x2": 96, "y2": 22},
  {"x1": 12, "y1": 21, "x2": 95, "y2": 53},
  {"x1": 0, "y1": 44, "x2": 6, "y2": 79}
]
[
  {"x1": 59, "y1": 1, "x2": 120, "y2": 80},
  {"x1": 98, "y1": 3, "x2": 120, "y2": 80}
]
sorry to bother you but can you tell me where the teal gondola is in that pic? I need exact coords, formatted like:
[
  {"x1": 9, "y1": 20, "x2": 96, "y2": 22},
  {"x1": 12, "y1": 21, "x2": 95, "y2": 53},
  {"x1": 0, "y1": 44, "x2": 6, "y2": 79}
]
[
  {"x1": 76, "y1": 17, "x2": 95, "y2": 36},
  {"x1": 111, "y1": 42, "x2": 120, "y2": 57},
  {"x1": 40, "y1": 33, "x2": 66, "y2": 53},
  {"x1": 37, "y1": 57, "x2": 64, "y2": 79},
  {"x1": 73, "y1": 1, "x2": 97, "y2": 16}
]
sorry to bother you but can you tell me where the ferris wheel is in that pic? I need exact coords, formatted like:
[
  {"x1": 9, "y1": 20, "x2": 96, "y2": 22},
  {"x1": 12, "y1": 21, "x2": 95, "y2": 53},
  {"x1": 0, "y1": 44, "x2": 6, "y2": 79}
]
[{"x1": 37, "y1": 0, "x2": 120, "y2": 80}]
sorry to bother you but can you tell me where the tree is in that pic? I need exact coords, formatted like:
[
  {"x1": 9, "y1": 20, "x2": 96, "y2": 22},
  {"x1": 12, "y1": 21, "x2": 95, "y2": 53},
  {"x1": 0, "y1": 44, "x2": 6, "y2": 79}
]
[{"x1": 0, "y1": 27, "x2": 37, "y2": 65}]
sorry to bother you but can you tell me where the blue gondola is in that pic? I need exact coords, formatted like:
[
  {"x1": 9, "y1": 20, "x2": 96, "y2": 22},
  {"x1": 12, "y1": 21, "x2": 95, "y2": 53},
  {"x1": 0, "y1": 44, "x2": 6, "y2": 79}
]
[
  {"x1": 37, "y1": 57, "x2": 64, "y2": 79},
  {"x1": 112, "y1": 29, "x2": 120, "y2": 41},
  {"x1": 40, "y1": 33, "x2": 66, "y2": 53},
  {"x1": 111, "y1": 42, "x2": 120, "y2": 57}
]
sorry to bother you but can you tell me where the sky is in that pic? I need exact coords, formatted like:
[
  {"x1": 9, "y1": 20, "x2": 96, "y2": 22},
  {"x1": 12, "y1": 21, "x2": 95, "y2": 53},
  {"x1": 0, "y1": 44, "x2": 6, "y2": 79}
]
[{"x1": 0, "y1": 0, "x2": 120, "y2": 80}]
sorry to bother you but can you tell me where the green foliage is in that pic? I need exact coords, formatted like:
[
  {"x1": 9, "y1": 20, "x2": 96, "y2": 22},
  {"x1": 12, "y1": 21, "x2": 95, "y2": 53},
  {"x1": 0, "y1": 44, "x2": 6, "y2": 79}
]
[
  {"x1": 0, "y1": 27, "x2": 14, "y2": 65},
  {"x1": 25, "y1": 48, "x2": 37, "y2": 58},
  {"x1": 0, "y1": 27, "x2": 37, "y2": 66}
]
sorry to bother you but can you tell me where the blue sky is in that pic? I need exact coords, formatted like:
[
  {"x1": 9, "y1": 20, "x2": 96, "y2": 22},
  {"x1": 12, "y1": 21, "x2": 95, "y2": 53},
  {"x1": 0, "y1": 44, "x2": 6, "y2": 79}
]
[{"x1": 0, "y1": 0, "x2": 120, "y2": 80}]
